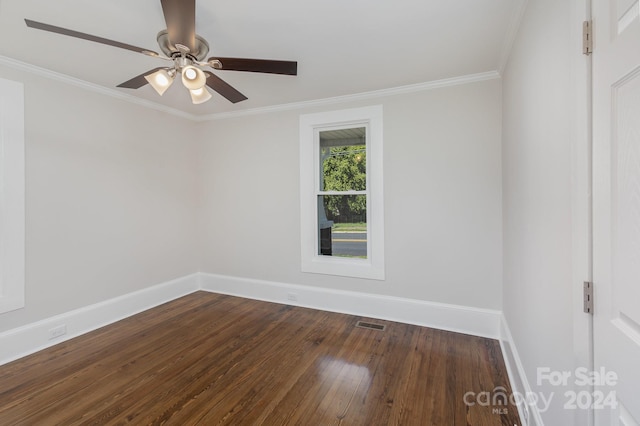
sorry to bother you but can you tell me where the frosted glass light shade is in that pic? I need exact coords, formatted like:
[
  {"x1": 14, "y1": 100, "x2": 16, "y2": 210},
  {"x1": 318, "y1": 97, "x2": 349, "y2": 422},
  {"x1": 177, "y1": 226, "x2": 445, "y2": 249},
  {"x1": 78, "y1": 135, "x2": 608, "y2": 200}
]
[
  {"x1": 190, "y1": 87, "x2": 212, "y2": 104},
  {"x1": 144, "y1": 69, "x2": 174, "y2": 96},
  {"x1": 182, "y1": 66, "x2": 206, "y2": 90}
]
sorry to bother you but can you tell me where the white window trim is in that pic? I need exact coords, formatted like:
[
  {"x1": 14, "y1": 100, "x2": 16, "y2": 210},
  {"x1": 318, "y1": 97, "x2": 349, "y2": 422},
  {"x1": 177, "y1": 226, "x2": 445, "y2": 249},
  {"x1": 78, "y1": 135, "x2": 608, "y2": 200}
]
[
  {"x1": 0, "y1": 78, "x2": 25, "y2": 313},
  {"x1": 299, "y1": 105, "x2": 385, "y2": 280}
]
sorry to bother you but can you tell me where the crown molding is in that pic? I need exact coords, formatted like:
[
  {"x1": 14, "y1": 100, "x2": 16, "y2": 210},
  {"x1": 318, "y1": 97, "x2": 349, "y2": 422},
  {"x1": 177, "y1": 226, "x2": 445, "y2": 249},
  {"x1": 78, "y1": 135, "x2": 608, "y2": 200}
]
[
  {"x1": 196, "y1": 71, "x2": 501, "y2": 121},
  {"x1": 0, "y1": 55, "x2": 500, "y2": 123},
  {"x1": 0, "y1": 55, "x2": 196, "y2": 121}
]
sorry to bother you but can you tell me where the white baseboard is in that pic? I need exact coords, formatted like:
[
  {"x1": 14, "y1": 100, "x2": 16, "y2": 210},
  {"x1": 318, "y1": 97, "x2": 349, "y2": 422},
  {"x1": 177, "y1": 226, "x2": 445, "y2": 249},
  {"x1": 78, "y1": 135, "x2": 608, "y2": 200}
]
[
  {"x1": 0, "y1": 274, "x2": 199, "y2": 366},
  {"x1": 199, "y1": 273, "x2": 502, "y2": 339},
  {"x1": 500, "y1": 315, "x2": 544, "y2": 426},
  {"x1": 0, "y1": 272, "x2": 503, "y2": 368}
]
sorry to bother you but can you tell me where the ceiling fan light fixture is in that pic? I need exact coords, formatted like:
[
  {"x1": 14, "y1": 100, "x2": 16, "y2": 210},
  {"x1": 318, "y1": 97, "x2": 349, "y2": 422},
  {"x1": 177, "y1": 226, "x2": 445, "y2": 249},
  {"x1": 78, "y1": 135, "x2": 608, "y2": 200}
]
[
  {"x1": 181, "y1": 65, "x2": 206, "y2": 90},
  {"x1": 190, "y1": 86, "x2": 212, "y2": 104},
  {"x1": 144, "y1": 69, "x2": 175, "y2": 96}
]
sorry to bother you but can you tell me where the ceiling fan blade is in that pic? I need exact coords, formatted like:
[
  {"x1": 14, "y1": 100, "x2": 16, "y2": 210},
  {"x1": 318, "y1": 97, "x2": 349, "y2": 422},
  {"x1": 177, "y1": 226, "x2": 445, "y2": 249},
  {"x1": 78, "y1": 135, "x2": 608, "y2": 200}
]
[
  {"x1": 25, "y1": 19, "x2": 159, "y2": 56},
  {"x1": 208, "y1": 57, "x2": 298, "y2": 75},
  {"x1": 205, "y1": 72, "x2": 248, "y2": 104},
  {"x1": 117, "y1": 67, "x2": 166, "y2": 89},
  {"x1": 161, "y1": 0, "x2": 196, "y2": 52}
]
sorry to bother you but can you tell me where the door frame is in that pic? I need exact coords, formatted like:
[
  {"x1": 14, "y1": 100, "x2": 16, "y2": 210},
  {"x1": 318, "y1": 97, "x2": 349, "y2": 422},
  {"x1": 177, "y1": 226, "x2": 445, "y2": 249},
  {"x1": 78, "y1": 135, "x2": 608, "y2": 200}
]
[{"x1": 571, "y1": 0, "x2": 594, "y2": 425}]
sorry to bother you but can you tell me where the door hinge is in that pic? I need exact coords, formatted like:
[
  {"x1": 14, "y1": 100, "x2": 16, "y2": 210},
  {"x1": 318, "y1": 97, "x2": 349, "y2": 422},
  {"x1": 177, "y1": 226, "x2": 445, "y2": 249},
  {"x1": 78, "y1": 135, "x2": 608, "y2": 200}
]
[
  {"x1": 583, "y1": 20, "x2": 593, "y2": 55},
  {"x1": 583, "y1": 281, "x2": 594, "y2": 314}
]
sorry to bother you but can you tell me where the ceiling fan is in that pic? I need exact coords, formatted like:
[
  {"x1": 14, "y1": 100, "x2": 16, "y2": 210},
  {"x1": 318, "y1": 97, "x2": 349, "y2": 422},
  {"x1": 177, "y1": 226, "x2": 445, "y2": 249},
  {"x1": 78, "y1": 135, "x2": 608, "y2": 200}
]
[{"x1": 25, "y1": 0, "x2": 297, "y2": 105}]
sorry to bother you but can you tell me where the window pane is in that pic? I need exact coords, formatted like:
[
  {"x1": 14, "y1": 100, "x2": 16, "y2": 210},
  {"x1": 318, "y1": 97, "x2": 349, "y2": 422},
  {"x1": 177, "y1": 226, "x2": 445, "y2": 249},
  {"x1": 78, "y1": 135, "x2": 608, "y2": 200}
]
[
  {"x1": 319, "y1": 128, "x2": 366, "y2": 192},
  {"x1": 318, "y1": 195, "x2": 367, "y2": 258}
]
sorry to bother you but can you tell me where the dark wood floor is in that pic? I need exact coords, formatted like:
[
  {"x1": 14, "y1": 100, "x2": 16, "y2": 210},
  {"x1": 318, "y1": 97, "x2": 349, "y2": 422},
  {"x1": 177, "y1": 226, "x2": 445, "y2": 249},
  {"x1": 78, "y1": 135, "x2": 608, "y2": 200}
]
[{"x1": 0, "y1": 292, "x2": 520, "y2": 425}]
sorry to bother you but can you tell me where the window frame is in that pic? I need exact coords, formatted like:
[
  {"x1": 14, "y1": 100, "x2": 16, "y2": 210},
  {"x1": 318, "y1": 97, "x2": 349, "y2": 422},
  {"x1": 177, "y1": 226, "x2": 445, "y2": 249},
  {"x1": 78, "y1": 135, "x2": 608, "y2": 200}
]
[
  {"x1": 299, "y1": 105, "x2": 385, "y2": 280},
  {"x1": 0, "y1": 78, "x2": 25, "y2": 314}
]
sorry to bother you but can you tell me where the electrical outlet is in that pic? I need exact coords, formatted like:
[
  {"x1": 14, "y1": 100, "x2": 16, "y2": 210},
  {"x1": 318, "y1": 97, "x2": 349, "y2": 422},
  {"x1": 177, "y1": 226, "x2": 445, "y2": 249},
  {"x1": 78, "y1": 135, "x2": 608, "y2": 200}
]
[
  {"x1": 287, "y1": 292, "x2": 298, "y2": 302},
  {"x1": 48, "y1": 324, "x2": 67, "y2": 340}
]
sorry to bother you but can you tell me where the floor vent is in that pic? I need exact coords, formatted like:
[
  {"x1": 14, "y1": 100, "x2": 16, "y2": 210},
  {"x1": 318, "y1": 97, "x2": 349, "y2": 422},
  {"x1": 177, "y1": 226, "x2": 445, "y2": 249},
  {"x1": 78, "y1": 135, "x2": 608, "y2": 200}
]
[{"x1": 355, "y1": 321, "x2": 386, "y2": 331}]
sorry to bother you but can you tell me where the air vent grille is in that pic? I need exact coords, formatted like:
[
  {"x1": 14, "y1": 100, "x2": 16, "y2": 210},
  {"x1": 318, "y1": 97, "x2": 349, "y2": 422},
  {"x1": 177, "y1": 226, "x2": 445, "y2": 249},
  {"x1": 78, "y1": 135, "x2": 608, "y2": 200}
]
[{"x1": 355, "y1": 321, "x2": 386, "y2": 331}]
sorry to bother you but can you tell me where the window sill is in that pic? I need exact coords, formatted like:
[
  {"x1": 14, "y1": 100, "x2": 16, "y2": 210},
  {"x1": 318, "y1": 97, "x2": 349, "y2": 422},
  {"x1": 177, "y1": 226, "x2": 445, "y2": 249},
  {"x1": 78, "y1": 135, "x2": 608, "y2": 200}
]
[{"x1": 302, "y1": 255, "x2": 385, "y2": 280}]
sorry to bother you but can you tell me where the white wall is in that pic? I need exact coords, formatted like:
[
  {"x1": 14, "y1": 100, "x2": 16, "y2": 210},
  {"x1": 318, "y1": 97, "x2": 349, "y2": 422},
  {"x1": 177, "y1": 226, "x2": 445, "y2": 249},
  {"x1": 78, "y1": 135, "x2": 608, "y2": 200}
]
[
  {"x1": 0, "y1": 64, "x2": 503, "y2": 346},
  {"x1": 502, "y1": 0, "x2": 588, "y2": 424},
  {"x1": 0, "y1": 64, "x2": 199, "y2": 333},
  {"x1": 197, "y1": 79, "x2": 503, "y2": 310}
]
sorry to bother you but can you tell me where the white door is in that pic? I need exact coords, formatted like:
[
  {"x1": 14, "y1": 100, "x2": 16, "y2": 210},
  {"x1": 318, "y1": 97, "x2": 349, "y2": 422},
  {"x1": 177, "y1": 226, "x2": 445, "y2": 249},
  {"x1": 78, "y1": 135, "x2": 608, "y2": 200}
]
[{"x1": 593, "y1": 0, "x2": 640, "y2": 424}]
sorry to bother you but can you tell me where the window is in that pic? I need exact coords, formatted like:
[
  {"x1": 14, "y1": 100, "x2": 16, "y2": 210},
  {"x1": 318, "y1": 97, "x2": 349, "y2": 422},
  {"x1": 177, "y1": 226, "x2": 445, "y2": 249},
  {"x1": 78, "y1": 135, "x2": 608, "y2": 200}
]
[
  {"x1": 318, "y1": 127, "x2": 367, "y2": 258},
  {"x1": 300, "y1": 105, "x2": 384, "y2": 280},
  {"x1": 0, "y1": 78, "x2": 25, "y2": 314}
]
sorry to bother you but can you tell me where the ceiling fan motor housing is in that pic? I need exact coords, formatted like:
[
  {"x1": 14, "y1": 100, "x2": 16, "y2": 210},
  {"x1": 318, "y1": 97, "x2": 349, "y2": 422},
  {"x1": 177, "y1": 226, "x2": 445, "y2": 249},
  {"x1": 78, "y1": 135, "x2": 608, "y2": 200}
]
[{"x1": 157, "y1": 30, "x2": 209, "y2": 61}]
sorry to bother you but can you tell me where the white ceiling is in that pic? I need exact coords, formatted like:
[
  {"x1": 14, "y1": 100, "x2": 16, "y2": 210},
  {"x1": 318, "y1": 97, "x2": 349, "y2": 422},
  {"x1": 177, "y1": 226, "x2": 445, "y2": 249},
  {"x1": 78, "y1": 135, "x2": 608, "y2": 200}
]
[{"x1": 0, "y1": 0, "x2": 520, "y2": 117}]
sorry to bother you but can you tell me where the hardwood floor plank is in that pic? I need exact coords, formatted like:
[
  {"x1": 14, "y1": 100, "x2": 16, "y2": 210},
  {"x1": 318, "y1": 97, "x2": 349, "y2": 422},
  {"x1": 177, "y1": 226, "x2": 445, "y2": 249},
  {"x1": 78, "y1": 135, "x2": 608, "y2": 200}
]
[
  {"x1": 0, "y1": 292, "x2": 521, "y2": 425},
  {"x1": 87, "y1": 300, "x2": 297, "y2": 424}
]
